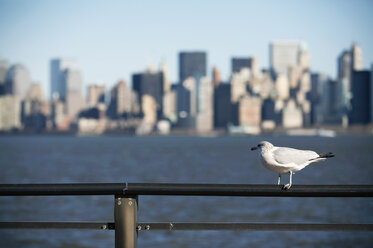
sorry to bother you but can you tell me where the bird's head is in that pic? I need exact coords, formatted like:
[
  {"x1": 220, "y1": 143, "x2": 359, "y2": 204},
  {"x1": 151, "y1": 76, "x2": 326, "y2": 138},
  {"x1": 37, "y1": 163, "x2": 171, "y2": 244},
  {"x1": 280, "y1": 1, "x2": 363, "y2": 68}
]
[{"x1": 250, "y1": 141, "x2": 273, "y2": 151}]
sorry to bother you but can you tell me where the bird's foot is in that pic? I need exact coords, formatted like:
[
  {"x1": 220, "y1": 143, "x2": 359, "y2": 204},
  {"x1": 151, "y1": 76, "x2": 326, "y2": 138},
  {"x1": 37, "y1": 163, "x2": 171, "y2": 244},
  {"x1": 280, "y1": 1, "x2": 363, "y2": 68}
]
[{"x1": 282, "y1": 184, "x2": 292, "y2": 190}]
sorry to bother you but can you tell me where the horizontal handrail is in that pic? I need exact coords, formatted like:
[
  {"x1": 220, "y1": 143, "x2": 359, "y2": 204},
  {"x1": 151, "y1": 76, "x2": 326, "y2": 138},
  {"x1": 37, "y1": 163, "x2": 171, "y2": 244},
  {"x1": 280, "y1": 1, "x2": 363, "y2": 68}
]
[
  {"x1": 0, "y1": 183, "x2": 373, "y2": 197},
  {"x1": 1, "y1": 222, "x2": 373, "y2": 231}
]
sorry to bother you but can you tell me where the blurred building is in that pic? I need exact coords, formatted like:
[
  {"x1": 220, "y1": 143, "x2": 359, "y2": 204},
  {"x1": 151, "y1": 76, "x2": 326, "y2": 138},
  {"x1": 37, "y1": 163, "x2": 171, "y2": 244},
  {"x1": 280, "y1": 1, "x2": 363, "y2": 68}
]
[
  {"x1": 275, "y1": 74, "x2": 289, "y2": 100},
  {"x1": 230, "y1": 69, "x2": 249, "y2": 103},
  {"x1": 0, "y1": 95, "x2": 21, "y2": 131},
  {"x1": 107, "y1": 80, "x2": 134, "y2": 119},
  {"x1": 338, "y1": 50, "x2": 351, "y2": 84},
  {"x1": 116, "y1": 80, "x2": 132, "y2": 116},
  {"x1": 0, "y1": 58, "x2": 9, "y2": 95},
  {"x1": 349, "y1": 70, "x2": 371, "y2": 124},
  {"x1": 231, "y1": 57, "x2": 261, "y2": 77},
  {"x1": 262, "y1": 97, "x2": 281, "y2": 125},
  {"x1": 141, "y1": 94, "x2": 157, "y2": 125},
  {"x1": 336, "y1": 43, "x2": 363, "y2": 118},
  {"x1": 175, "y1": 77, "x2": 195, "y2": 117},
  {"x1": 160, "y1": 62, "x2": 171, "y2": 93},
  {"x1": 238, "y1": 95, "x2": 261, "y2": 127},
  {"x1": 51, "y1": 99, "x2": 69, "y2": 131},
  {"x1": 214, "y1": 83, "x2": 232, "y2": 128},
  {"x1": 5, "y1": 64, "x2": 31, "y2": 99},
  {"x1": 371, "y1": 64, "x2": 373, "y2": 123},
  {"x1": 212, "y1": 66, "x2": 221, "y2": 88},
  {"x1": 179, "y1": 51, "x2": 207, "y2": 83},
  {"x1": 351, "y1": 43, "x2": 363, "y2": 71},
  {"x1": 50, "y1": 58, "x2": 77, "y2": 100},
  {"x1": 132, "y1": 69, "x2": 164, "y2": 119},
  {"x1": 196, "y1": 77, "x2": 214, "y2": 132},
  {"x1": 310, "y1": 73, "x2": 329, "y2": 125},
  {"x1": 163, "y1": 90, "x2": 177, "y2": 122},
  {"x1": 282, "y1": 100, "x2": 303, "y2": 128},
  {"x1": 270, "y1": 41, "x2": 301, "y2": 77},
  {"x1": 63, "y1": 69, "x2": 84, "y2": 120},
  {"x1": 232, "y1": 57, "x2": 251, "y2": 73},
  {"x1": 88, "y1": 84, "x2": 105, "y2": 107}
]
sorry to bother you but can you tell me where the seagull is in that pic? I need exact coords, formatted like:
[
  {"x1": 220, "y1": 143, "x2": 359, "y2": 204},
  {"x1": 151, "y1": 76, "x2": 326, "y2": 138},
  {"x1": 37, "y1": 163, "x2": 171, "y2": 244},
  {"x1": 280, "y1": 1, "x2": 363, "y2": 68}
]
[{"x1": 250, "y1": 141, "x2": 334, "y2": 190}]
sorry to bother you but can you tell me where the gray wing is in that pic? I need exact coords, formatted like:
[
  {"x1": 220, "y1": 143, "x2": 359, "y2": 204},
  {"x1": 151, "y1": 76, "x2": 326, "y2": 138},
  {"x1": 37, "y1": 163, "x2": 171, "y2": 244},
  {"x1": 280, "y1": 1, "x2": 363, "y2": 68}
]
[{"x1": 272, "y1": 147, "x2": 319, "y2": 165}]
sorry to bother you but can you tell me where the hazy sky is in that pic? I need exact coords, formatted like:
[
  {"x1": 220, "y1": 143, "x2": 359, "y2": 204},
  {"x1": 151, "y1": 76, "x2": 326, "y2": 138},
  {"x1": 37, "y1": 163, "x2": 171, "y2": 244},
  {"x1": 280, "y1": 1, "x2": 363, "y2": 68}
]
[{"x1": 1, "y1": 0, "x2": 372, "y2": 96}]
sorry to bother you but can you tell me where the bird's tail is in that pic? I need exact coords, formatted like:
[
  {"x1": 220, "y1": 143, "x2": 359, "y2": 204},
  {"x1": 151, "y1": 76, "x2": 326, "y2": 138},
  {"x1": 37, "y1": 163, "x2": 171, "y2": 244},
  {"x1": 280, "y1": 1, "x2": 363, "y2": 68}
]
[
  {"x1": 309, "y1": 152, "x2": 334, "y2": 161},
  {"x1": 318, "y1": 152, "x2": 335, "y2": 158}
]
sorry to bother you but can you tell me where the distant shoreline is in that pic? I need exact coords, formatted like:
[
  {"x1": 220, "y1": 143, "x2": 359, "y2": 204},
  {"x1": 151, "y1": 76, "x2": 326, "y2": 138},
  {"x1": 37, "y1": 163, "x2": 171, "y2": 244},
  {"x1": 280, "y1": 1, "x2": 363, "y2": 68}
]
[{"x1": 0, "y1": 125, "x2": 372, "y2": 137}]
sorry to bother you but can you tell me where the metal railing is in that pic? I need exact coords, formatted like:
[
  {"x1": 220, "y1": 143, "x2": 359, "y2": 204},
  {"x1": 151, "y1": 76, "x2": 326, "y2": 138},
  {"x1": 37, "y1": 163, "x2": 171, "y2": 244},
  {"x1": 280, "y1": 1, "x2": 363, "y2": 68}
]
[{"x1": 1, "y1": 183, "x2": 373, "y2": 248}]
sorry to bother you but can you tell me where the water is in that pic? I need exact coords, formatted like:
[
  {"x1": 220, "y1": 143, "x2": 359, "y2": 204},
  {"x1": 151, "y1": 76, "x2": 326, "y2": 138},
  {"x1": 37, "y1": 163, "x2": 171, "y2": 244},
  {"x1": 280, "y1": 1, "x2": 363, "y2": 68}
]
[{"x1": 0, "y1": 135, "x2": 373, "y2": 247}]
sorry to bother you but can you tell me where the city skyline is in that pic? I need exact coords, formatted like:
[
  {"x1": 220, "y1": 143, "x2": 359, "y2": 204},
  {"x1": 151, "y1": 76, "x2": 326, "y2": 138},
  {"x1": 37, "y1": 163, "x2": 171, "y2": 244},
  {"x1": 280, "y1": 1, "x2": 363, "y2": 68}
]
[{"x1": 1, "y1": 0, "x2": 373, "y2": 96}]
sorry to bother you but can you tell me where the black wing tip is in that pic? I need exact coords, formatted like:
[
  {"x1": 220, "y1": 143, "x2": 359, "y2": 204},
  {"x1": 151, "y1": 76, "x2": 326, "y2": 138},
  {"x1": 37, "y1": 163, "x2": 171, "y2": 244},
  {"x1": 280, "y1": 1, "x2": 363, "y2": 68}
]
[{"x1": 319, "y1": 152, "x2": 335, "y2": 158}]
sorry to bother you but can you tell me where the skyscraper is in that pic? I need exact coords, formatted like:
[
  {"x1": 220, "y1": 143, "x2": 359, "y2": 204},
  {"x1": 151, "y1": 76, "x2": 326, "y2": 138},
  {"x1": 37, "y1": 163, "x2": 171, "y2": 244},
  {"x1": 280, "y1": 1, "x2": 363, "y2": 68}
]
[
  {"x1": 63, "y1": 69, "x2": 84, "y2": 119},
  {"x1": 212, "y1": 66, "x2": 221, "y2": 88},
  {"x1": 179, "y1": 51, "x2": 207, "y2": 83},
  {"x1": 310, "y1": 73, "x2": 329, "y2": 124},
  {"x1": 0, "y1": 59, "x2": 8, "y2": 95},
  {"x1": 88, "y1": 84, "x2": 106, "y2": 107},
  {"x1": 231, "y1": 57, "x2": 251, "y2": 73},
  {"x1": 132, "y1": 70, "x2": 164, "y2": 118},
  {"x1": 107, "y1": 80, "x2": 133, "y2": 118},
  {"x1": 50, "y1": 58, "x2": 77, "y2": 100},
  {"x1": 232, "y1": 57, "x2": 261, "y2": 78},
  {"x1": 5, "y1": 64, "x2": 31, "y2": 99},
  {"x1": 214, "y1": 83, "x2": 232, "y2": 128},
  {"x1": 350, "y1": 70, "x2": 371, "y2": 124},
  {"x1": 196, "y1": 77, "x2": 214, "y2": 132},
  {"x1": 351, "y1": 43, "x2": 363, "y2": 71},
  {"x1": 270, "y1": 41, "x2": 301, "y2": 77},
  {"x1": 337, "y1": 50, "x2": 351, "y2": 82},
  {"x1": 371, "y1": 64, "x2": 373, "y2": 123}
]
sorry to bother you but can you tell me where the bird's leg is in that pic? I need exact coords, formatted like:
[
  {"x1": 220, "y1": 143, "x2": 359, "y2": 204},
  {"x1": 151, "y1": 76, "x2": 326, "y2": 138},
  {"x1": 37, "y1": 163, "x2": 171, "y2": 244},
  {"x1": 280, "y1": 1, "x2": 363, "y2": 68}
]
[
  {"x1": 277, "y1": 174, "x2": 281, "y2": 185},
  {"x1": 282, "y1": 171, "x2": 292, "y2": 190}
]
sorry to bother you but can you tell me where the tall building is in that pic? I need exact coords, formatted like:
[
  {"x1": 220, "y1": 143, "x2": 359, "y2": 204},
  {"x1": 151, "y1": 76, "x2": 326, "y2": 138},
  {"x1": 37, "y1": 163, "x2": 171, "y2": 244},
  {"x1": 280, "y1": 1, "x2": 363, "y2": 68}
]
[
  {"x1": 0, "y1": 59, "x2": 8, "y2": 95},
  {"x1": 22, "y1": 83, "x2": 48, "y2": 132},
  {"x1": 163, "y1": 90, "x2": 177, "y2": 122},
  {"x1": 337, "y1": 50, "x2": 351, "y2": 83},
  {"x1": 371, "y1": 64, "x2": 373, "y2": 123},
  {"x1": 282, "y1": 100, "x2": 303, "y2": 128},
  {"x1": 88, "y1": 84, "x2": 106, "y2": 107},
  {"x1": 0, "y1": 95, "x2": 21, "y2": 131},
  {"x1": 132, "y1": 70, "x2": 164, "y2": 118},
  {"x1": 5, "y1": 64, "x2": 31, "y2": 99},
  {"x1": 117, "y1": 81, "x2": 132, "y2": 116},
  {"x1": 160, "y1": 62, "x2": 171, "y2": 93},
  {"x1": 230, "y1": 69, "x2": 249, "y2": 103},
  {"x1": 179, "y1": 51, "x2": 207, "y2": 83},
  {"x1": 50, "y1": 58, "x2": 77, "y2": 100},
  {"x1": 238, "y1": 95, "x2": 261, "y2": 127},
  {"x1": 350, "y1": 70, "x2": 371, "y2": 124},
  {"x1": 351, "y1": 43, "x2": 363, "y2": 71},
  {"x1": 231, "y1": 56, "x2": 261, "y2": 77},
  {"x1": 310, "y1": 73, "x2": 329, "y2": 125},
  {"x1": 232, "y1": 57, "x2": 251, "y2": 73},
  {"x1": 175, "y1": 83, "x2": 191, "y2": 119},
  {"x1": 196, "y1": 77, "x2": 214, "y2": 132},
  {"x1": 275, "y1": 74, "x2": 289, "y2": 100},
  {"x1": 107, "y1": 80, "x2": 132, "y2": 118},
  {"x1": 214, "y1": 83, "x2": 232, "y2": 128},
  {"x1": 27, "y1": 83, "x2": 44, "y2": 100},
  {"x1": 212, "y1": 66, "x2": 221, "y2": 88},
  {"x1": 270, "y1": 41, "x2": 301, "y2": 77},
  {"x1": 63, "y1": 69, "x2": 84, "y2": 119}
]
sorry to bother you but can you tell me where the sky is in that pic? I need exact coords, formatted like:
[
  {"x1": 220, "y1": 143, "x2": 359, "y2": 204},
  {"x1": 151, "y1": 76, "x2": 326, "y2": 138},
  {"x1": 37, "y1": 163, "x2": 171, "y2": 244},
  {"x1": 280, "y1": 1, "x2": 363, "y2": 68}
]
[{"x1": 0, "y1": 0, "x2": 372, "y2": 97}]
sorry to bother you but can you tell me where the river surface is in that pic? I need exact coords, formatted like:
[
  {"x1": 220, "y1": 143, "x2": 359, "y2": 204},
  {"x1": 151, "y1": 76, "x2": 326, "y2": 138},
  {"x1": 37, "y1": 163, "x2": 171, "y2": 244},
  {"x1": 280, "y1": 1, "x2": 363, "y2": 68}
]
[{"x1": 0, "y1": 135, "x2": 372, "y2": 247}]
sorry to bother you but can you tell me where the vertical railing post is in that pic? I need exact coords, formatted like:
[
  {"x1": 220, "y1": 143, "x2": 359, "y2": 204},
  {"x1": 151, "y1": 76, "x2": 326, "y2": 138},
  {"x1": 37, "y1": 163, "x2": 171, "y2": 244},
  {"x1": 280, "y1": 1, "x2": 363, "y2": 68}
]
[{"x1": 114, "y1": 195, "x2": 137, "y2": 248}]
